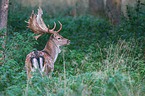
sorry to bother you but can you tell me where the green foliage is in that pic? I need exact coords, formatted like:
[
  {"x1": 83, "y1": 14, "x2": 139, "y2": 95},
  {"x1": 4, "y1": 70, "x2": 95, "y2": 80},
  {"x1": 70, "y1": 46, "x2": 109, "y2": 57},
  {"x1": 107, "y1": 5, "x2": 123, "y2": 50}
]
[
  {"x1": 0, "y1": 1, "x2": 145, "y2": 96},
  {"x1": 6, "y1": 32, "x2": 37, "y2": 66},
  {"x1": 2, "y1": 71, "x2": 144, "y2": 96},
  {"x1": 0, "y1": 31, "x2": 37, "y2": 91},
  {"x1": 0, "y1": 28, "x2": 6, "y2": 63},
  {"x1": 37, "y1": 15, "x2": 111, "y2": 52}
]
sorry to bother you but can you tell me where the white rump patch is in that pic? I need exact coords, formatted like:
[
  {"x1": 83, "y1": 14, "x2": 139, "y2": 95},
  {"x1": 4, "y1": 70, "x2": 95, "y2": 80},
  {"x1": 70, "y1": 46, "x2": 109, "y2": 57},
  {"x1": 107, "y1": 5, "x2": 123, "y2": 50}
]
[
  {"x1": 31, "y1": 57, "x2": 45, "y2": 73},
  {"x1": 39, "y1": 57, "x2": 45, "y2": 72},
  {"x1": 32, "y1": 58, "x2": 39, "y2": 69}
]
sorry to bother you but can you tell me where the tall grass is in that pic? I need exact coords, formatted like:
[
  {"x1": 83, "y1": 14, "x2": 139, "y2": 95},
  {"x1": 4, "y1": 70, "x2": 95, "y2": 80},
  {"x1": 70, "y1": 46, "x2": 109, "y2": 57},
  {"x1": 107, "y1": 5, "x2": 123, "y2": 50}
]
[
  {"x1": 0, "y1": 1, "x2": 145, "y2": 96},
  {"x1": 22, "y1": 39, "x2": 143, "y2": 96},
  {"x1": 2, "y1": 39, "x2": 144, "y2": 96}
]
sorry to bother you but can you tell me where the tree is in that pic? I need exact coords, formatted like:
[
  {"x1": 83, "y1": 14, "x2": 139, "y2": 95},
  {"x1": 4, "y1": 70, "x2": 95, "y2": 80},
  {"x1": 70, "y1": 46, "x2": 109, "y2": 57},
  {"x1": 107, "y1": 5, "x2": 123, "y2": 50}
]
[
  {"x1": 0, "y1": 0, "x2": 9, "y2": 63},
  {"x1": 106, "y1": 0, "x2": 121, "y2": 24},
  {"x1": 0, "y1": 0, "x2": 9, "y2": 30},
  {"x1": 89, "y1": 0, "x2": 105, "y2": 17}
]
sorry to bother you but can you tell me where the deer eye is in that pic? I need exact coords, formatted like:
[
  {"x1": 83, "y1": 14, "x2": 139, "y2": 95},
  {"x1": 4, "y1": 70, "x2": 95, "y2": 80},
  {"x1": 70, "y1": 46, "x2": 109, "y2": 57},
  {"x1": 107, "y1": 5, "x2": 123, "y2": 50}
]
[{"x1": 58, "y1": 38, "x2": 61, "y2": 40}]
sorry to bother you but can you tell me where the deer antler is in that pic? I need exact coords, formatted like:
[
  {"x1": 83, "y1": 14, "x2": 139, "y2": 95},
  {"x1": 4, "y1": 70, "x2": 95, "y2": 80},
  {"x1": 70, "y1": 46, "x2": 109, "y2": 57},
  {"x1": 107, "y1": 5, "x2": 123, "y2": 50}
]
[
  {"x1": 25, "y1": 7, "x2": 62, "y2": 40},
  {"x1": 56, "y1": 21, "x2": 62, "y2": 33}
]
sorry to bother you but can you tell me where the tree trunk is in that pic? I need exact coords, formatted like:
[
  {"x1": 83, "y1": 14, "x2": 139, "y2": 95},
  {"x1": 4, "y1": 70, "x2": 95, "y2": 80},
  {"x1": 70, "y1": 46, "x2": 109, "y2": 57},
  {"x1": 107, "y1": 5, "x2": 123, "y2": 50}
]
[
  {"x1": 106, "y1": 0, "x2": 121, "y2": 24},
  {"x1": 0, "y1": 0, "x2": 9, "y2": 63},
  {"x1": 89, "y1": 0, "x2": 105, "y2": 17},
  {"x1": 0, "y1": 0, "x2": 9, "y2": 30}
]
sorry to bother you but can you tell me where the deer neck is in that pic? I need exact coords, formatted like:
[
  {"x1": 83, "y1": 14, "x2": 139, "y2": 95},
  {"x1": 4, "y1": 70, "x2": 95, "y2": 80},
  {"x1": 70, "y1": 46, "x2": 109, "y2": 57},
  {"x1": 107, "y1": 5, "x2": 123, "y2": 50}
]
[{"x1": 42, "y1": 39, "x2": 61, "y2": 63}]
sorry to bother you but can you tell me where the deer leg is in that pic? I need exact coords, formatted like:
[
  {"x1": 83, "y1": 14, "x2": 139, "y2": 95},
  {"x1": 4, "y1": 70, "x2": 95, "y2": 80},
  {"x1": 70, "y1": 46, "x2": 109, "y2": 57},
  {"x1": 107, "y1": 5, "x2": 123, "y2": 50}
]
[{"x1": 25, "y1": 56, "x2": 33, "y2": 84}]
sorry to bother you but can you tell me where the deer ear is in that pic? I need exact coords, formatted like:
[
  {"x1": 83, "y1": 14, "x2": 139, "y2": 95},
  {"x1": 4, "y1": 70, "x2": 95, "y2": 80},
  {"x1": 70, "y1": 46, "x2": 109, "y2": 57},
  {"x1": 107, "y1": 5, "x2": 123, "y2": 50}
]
[
  {"x1": 52, "y1": 34, "x2": 55, "y2": 38},
  {"x1": 50, "y1": 34, "x2": 55, "y2": 39}
]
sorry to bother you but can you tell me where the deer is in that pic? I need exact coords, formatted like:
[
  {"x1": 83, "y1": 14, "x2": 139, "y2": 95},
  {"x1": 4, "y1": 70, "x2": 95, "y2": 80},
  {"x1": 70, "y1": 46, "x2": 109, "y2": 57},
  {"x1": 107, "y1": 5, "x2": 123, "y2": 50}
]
[{"x1": 25, "y1": 7, "x2": 70, "y2": 81}]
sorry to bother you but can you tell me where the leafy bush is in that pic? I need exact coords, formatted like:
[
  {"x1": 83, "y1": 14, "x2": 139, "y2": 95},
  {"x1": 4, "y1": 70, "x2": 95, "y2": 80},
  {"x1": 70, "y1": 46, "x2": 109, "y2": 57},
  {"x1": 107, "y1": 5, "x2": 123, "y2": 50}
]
[
  {"x1": 0, "y1": 31, "x2": 37, "y2": 91},
  {"x1": 0, "y1": 1, "x2": 145, "y2": 96}
]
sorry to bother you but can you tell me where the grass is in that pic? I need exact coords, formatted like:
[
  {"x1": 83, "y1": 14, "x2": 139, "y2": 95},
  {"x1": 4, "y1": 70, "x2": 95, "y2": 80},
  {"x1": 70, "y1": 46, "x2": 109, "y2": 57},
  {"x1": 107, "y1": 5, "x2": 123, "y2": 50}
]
[{"x1": 0, "y1": 1, "x2": 145, "y2": 96}]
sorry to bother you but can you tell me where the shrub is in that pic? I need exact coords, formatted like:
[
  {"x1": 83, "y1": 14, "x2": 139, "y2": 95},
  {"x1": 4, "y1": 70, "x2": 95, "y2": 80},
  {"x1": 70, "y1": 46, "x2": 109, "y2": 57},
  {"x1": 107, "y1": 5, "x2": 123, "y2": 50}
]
[{"x1": 0, "y1": 1, "x2": 145, "y2": 96}]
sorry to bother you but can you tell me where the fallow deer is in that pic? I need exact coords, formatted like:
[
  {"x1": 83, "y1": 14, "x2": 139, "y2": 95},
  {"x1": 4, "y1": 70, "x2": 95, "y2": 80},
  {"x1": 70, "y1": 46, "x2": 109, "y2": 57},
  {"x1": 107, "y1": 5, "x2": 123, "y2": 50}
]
[{"x1": 25, "y1": 7, "x2": 70, "y2": 80}]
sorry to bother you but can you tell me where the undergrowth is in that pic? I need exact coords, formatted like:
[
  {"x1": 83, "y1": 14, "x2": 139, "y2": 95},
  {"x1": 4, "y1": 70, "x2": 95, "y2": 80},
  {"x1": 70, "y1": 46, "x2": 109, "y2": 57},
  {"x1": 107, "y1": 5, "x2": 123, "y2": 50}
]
[{"x1": 0, "y1": 1, "x2": 145, "y2": 96}]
